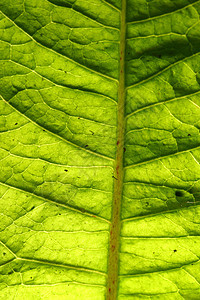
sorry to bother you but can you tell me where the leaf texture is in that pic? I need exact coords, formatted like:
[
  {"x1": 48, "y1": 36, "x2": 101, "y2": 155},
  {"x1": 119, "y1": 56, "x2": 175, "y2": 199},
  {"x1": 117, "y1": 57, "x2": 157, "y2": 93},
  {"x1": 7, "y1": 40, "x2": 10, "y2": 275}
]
[{"x1": 0, "y1": 0, "x2": 200, "y2": 299}]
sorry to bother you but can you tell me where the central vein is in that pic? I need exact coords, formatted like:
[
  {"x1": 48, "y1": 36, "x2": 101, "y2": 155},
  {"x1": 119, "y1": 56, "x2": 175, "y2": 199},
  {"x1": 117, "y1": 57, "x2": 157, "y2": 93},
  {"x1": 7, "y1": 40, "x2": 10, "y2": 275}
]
[{"x1": 106, "y1": 1, "x2": 126, "y2": 299}]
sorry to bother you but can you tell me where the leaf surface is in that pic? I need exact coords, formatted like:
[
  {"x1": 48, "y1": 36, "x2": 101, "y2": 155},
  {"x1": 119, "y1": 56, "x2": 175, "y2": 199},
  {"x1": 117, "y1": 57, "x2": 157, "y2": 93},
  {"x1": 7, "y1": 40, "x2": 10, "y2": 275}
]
[{"x1": 0, "y1": 0, "x2": 200, "y2": 299}]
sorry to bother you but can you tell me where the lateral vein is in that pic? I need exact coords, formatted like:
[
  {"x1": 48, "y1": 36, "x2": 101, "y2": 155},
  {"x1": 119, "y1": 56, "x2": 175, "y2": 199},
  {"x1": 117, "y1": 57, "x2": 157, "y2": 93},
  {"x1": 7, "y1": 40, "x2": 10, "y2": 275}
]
[{"x1": 0, "y1": 94, "x2": 114, "y2": 162}]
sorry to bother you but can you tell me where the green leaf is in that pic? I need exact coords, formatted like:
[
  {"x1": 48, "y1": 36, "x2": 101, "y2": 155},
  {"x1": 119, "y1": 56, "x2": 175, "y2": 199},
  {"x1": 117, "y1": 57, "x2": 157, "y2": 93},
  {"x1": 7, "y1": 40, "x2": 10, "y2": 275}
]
[{"x1": 0, "y1": 0, "x2": 200, "y2": 299}]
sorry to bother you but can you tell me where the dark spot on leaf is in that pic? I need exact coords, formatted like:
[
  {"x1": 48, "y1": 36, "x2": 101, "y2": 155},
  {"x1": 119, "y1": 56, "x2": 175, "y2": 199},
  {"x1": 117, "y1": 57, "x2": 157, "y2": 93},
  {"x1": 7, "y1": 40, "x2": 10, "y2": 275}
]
[
  {"x1": 64, "y1": 169, "x2": 68, "y2": 172},
  {"x1": 173, "y1": 249, "x2": 177, "y2": 252},
  {"x1": 188, "y1": 133, "x2": 191, "y2": 136},
  {"x1": 3, "y1": 252, "x2": 6, "y2": 255},
  {"x1": 123, "y1": 147, "x2": 126, "y2": 152},
  {"x1": 175, "y1": 191, "x2": 183, "y2": 197},
  {"x1": 112, "y1": 245, "x2": 115, "y2": 251},
  {"x1": 146, "y1": 202, "x2": 149, "y2": 206},
  {"x1": 112, "y1": 175, "x2": 118, "y2": 180},
  {"x1": 89, "y1": 130, "x2": 94, "y2": 135},
  {"x1": 15, "y1": 123, "x2": 18, "y2": 125},
  {"x1": 7, "y1": 271, "x2": 13, "y2": 275},
  {"x1": 117, "y1": 140, "x2": 119, "y2": 145},
  {"x1": 59, "y1": 213, "x2": 61, "y2": 215},
  {"x1": 85, "y1": 145, "x2": 88, "y2": 148},
  {"x1": 78, "y1": 117, "x2": 80, "y2": 119},
  {"x1": 43, "y1": 130, "x2": 45, "y2": 132},
  {"x1": 30, "y1": 206, "x2": 35, "y2": 211},
  {"x1": 116, "y1": 165, "x2": 119, "y2": 175}
]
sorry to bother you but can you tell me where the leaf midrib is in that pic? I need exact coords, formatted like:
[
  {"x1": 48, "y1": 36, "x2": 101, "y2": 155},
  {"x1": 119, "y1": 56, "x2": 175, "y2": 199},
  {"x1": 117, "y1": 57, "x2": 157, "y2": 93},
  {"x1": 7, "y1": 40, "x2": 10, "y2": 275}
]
[{"x1": 106, "y1": 1, "x2": 126, "y2": 299}]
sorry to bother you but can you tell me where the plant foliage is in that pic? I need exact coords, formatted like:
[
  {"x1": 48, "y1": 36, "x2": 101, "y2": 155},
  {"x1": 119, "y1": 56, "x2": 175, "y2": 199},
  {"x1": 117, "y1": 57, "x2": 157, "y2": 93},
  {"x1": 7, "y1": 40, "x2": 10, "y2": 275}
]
[{"x1": 0, "y1": 0, "x2": 200, "y2": 299}]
